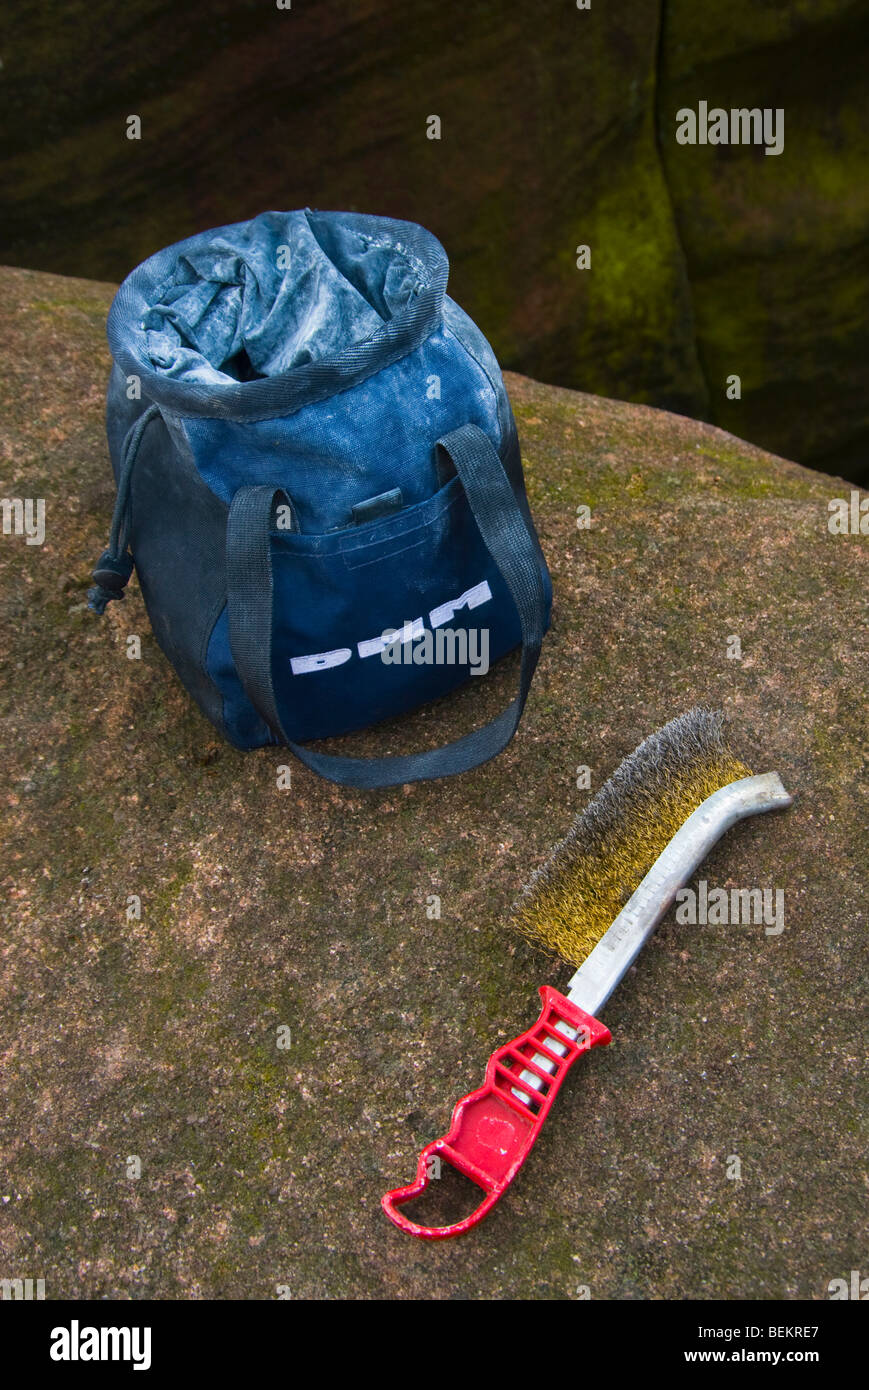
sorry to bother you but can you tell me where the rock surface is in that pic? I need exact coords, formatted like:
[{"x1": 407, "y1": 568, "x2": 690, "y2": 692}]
[{"x1": 0, "y1": 265, "x2": 865, "y2": 1299}]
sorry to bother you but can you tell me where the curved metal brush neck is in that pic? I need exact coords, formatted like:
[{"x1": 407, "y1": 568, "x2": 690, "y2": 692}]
[{"x1": 565, "y1": 773, "x2": 793, "y2": 1018}]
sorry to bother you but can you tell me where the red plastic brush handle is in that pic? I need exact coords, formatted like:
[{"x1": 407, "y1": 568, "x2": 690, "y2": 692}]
[{"x1": 381, "y1": 985, "x2": 611, "y2": 1239}]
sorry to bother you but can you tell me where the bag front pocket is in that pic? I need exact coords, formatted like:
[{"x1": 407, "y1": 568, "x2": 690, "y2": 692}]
[{"x1": 268, "y1": 474, "x2": 522, "y2": 742}]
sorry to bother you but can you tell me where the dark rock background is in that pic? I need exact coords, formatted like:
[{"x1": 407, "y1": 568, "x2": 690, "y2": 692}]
[{"x1": 0, "y1": 0, "x2": 866, "y2": 481}]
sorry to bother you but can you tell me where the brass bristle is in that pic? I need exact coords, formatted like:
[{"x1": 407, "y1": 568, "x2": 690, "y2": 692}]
[{"x1": 512, "y1": 709, "x2": 752, "y2": 967}]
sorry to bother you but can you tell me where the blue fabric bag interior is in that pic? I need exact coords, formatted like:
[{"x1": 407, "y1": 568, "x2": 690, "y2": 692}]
[{"x1": 140, "y1": 210, "x2": 422, "y2": 384}]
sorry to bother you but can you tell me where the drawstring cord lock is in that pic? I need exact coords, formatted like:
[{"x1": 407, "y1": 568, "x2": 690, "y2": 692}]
[{"x1": 87, "y1": 549, "x2": 134, "y2": 614}]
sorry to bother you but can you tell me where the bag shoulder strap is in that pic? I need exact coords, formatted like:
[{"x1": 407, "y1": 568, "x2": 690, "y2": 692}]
[{"x1": 225, "y1": 422, "x2": 546, "y2": 789}]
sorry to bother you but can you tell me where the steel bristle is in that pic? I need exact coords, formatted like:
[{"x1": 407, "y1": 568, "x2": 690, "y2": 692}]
[{"x1": 512, "y1": 709, "x2": 752, "y2": 967}]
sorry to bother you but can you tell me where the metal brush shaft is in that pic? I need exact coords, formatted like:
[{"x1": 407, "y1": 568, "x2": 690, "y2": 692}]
[{"x1": 512, "y1": 772, "x2": 792, "y2": 1101}]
